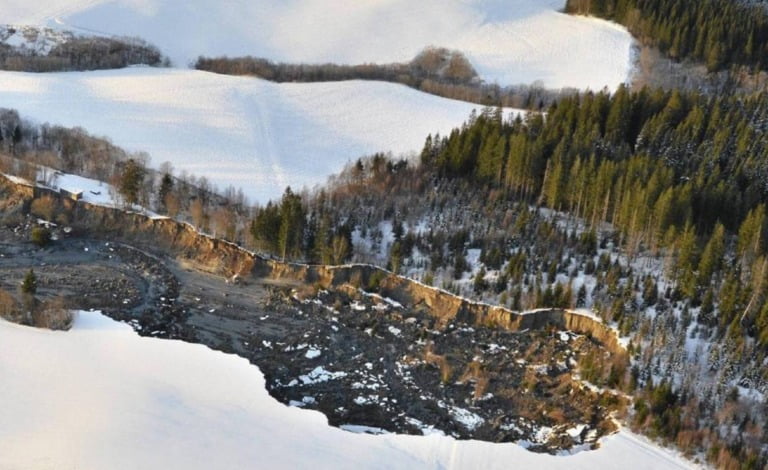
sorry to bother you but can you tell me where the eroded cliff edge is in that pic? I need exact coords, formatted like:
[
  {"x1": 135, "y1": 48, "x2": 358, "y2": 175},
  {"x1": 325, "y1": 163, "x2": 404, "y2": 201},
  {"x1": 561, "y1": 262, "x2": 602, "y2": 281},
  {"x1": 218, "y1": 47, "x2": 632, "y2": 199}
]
[{"x1": 0, "y1": 174, "x2": 623, "y2": 354}]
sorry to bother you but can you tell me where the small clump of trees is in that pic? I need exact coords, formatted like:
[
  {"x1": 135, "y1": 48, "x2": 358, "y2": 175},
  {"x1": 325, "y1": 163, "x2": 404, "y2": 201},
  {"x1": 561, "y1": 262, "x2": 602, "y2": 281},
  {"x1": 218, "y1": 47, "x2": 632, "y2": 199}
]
[{"x1": 0, "y1": 26, "x2": 167, "y2": 72}]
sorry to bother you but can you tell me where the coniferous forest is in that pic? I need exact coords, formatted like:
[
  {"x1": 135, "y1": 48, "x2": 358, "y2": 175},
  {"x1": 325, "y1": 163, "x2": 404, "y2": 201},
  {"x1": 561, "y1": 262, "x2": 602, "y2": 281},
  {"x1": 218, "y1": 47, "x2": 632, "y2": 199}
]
[
  {"x1": 566, "y1": 0, "x2": 768, "y2": 72},
  {"x1": 420, "y1": 88, "x2": 768, "y2": 346}
]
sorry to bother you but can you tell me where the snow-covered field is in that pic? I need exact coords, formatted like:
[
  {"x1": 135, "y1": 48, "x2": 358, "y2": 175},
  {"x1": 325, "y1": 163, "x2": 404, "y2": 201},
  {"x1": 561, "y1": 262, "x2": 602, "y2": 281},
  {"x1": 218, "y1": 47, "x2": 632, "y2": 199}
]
[
  {"x1": 0, "y1": 67, "x2": 503, "y2": 202},
  {"x1": 0, "y1": 311, "x2": 695, "y2": 470},
  {"x1": 1, "y1": 0, "x2": 633, "y2": 90},
  {"x1": 0, "y1": 0, "x2": 634, "y2": 202}
]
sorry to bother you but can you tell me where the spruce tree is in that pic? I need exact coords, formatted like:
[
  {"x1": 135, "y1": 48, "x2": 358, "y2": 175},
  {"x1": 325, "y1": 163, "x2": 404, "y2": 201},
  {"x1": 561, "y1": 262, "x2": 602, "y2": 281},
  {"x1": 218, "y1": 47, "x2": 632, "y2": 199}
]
[
  {"x1": 158, "y1": 172, "x2": 174, "y2": 211},
  {"x1": 119, "y1": 158, "x2": 145, "y2": 206},
  {"x1": 20, "y1": 269, "x2": 36, "y2": 296}
]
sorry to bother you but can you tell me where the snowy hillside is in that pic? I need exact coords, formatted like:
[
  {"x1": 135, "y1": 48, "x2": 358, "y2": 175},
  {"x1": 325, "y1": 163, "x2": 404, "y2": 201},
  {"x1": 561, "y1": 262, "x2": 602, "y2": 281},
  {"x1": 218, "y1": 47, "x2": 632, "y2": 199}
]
[
  {"x1": 0, "y1": 67, "x2": 504, "y2": 202},
  {"x1": 1, "y1": 0, "x2": 633, "y2": 90},
  {"x1": 0, "y1": 312, "x2": 695, "y2": 470}
]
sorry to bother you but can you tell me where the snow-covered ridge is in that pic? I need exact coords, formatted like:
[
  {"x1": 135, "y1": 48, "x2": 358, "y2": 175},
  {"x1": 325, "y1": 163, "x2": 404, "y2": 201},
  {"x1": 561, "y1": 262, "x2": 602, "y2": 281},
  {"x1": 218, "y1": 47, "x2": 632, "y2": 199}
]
[{"x1": 0, "y1": 311, "x2": 696, "y2": 469}]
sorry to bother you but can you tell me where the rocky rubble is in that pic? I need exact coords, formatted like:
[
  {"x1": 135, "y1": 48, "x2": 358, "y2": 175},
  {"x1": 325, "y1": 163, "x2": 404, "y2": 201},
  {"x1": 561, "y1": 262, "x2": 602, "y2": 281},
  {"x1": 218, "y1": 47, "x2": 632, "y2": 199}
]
[{"x1": 249, "y1": 288, "x2": 623, "y2": 453}]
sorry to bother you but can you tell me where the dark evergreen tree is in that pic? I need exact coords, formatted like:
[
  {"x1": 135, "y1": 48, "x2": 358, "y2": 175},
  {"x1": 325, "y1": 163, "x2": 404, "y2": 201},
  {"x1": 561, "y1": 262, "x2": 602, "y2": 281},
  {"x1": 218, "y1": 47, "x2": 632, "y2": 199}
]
[
  {"x1": 119, "y1": 158, "x2": 145, "y2": 206},
  {"x1": 250, "y1": 202, "x2": 281, "y2": 254},
  {"x1": 277, "y1": 187, "x2": 305, "y2": 260},
  {"x1": 20, "y1": 269, "x2": 36, "y2": 295},
  {"x1": 158, "y1": 172, "x2": 174, "y2": 211}
]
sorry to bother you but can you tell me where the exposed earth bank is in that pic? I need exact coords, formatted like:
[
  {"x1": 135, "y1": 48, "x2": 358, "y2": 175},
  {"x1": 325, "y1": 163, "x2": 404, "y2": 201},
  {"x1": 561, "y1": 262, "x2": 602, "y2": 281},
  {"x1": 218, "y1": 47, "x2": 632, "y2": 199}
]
[{"x1": 0, "y1": 175, "x2": 628, "y2": 453}]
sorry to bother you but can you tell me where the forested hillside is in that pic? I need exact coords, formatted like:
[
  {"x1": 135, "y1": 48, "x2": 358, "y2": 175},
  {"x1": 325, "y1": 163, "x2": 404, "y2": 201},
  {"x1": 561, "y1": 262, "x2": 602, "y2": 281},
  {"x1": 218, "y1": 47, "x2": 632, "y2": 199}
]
[
  {"x1": 252, "y1": 86, "x2": 768, "y2": 348},
  {"x1": 566, "y1": 0, "x2": 768, "y2": 72},
  {"x1": 244, "y1": 86, "x2": 768, "y2": 468},
  {"x1": 414, "y1": 87, "x2": 768, "y2": 348}
]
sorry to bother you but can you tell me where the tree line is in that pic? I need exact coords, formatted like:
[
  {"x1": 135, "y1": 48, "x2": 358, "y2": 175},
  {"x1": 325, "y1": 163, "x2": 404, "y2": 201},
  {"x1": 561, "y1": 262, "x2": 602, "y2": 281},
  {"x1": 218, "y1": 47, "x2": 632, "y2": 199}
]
[
  {"x1": 566, "y1": 0, "x2": 768, "y2": 72},
  {"x1": 249, "y1": 186, "x2": 353, "y2": 264},
  {"x1": 195, "y1": 48, "x2": 574, "y2": 110},
  {"x1": 196, "y1": 47, "x2": 478, "y2": 85}
]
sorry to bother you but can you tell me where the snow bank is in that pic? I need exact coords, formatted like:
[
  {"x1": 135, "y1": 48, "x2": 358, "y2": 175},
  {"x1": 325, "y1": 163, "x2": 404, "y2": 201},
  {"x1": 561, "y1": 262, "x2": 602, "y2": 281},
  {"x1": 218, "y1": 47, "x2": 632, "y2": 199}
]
[
  {"x1": 0, "y1": 311, "x2": 696, "y2": 469},
  {"x1": 8, "y1": 0, "x2": 635, "y2": 90},
  {"x1": 0, "y1": 68, "x2": 513, "y2": 203}
]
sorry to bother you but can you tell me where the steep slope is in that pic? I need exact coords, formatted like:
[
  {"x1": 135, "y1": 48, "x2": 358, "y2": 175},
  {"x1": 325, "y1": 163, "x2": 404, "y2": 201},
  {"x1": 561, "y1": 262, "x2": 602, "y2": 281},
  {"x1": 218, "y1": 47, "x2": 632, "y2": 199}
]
[
  {"x1": 0, "y1": 67, "x2": 505, "y2": 202},
  {"x1": 0, "y1": 311, "x2": 695, "y2": 470},
  {"x1": 1, "y1": 0, "x2": 633, "y2": 90}
]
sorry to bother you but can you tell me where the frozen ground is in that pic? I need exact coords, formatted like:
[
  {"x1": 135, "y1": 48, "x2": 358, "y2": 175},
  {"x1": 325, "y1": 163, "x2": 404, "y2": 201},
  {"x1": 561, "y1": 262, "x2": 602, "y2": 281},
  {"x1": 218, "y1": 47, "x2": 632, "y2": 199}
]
[
  {"x1": 0, "y1": 311, "x2": 696, "y2": 470},
  {"x1": 0, "y1": 67, "x2": 504, "y2": 202},
  {"x1": 1, "y1": 0, "x2": 633, "y2": 90}
]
